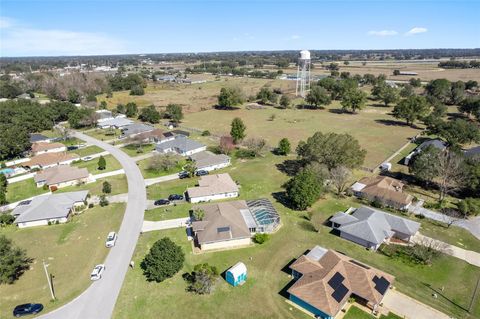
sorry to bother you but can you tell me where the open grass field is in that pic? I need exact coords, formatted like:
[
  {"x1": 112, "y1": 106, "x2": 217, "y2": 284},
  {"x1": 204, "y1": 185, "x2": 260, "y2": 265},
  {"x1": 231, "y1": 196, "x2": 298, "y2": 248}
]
[
  {"x1": 182, "y1": 101, "x2": 420, "y2": 169},
  {"x1": 72, "y1": 154, "x2": 122, "y2": 175},
  {"x1": 56, "y1": 175, "x2": 128, "y2": 197},
  {"x1": 115, "y1": 153, "x2": 480, "y2": 319},
  {"x1": 0, "y1": 203, "x2": 125, "y2": 318},
  {"x1": 97, "y1": 77, "x2": 296, "y2": 113},
  {"x1": 6, "y1": 178, "x2": 49, "y2": 203}
]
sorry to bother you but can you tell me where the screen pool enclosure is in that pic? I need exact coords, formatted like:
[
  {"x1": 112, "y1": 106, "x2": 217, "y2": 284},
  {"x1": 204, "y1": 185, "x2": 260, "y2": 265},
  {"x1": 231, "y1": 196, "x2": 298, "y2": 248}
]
[{"x1": 245, "y1": 199, "x2": 281, "y2": 233}]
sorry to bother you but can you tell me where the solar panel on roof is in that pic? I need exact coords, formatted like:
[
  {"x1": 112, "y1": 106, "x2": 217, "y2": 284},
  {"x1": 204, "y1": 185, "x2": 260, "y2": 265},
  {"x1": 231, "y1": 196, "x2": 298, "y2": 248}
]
[
  {"x1": 373, "y1": 276, "x2": 390, "y2": 295},
  {"x1": 331, "y1": 283, "x2": 349, "y2": 302},
  {"x1": 217, "y1": 226, "x2": 230, "y2": 233},
  {"x1": 328, "y1": 272, "x2": 345, "y2": 289}
]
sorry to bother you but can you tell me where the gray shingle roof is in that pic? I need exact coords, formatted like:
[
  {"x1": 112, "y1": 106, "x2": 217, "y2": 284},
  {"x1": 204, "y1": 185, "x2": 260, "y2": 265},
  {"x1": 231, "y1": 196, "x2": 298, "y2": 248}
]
[
  {"x1": 98, "y1": 117, "x2": 134, "y2": 128},
  {"x1": 13, "y1": 191, "x2": 88, "y2": 223},
  {"x1": 190, "y1": 151, "x2": 230, "y2": 170},
  {"x1": 417, "y1": 139, "x2": 446, "y2": 152},
  {"x1": 121, "y1": 123, "x2": 155, "y2": 137},
  {"x1": 29, "y1": 134, "x2": 50, "y2": 143},
  {"x1": 156, "y1": 136, "x2": 205, "y2": 154},
  {"x1": 337, "y1": 206, "x2": 420, "y2": 245},
  {"x1": 330, "y1": 212, "x2": 359, "y2": 225}
]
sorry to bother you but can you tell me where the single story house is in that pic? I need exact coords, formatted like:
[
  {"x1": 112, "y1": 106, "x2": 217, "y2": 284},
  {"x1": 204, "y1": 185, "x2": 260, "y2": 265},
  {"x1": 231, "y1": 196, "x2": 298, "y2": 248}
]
[
  {"x1": 189, "y1": 151, "x2": 231, "y2": 172},
  {"x1": 12, "y1": 190, "x2": 89, "y2": 228},
  {"x1": 29, "y1": 133, "x2": 52, "y2": 144},
  {"x1": 187, "y1": 173, "x2": 239, "y2": 203},
  {"x1": 156, "y1": 136, "x2": 206, "y2": 156},
  {"x1": 329, "y1": 206, "x2": 420, "y2": 251},
  {"x1": 97, "y1": 116, "x2": 134, "y2": 129},
  {"x1": 226, "y1": 262, "x2": 247, "y2": 286},
  {"x1": 31, "y1": 141, "x2": 66, "y2": 156},
  {"x1": 95, "y1": 109, "x2": 114, "y2": 123},
  {"x1": 351, "y1": 176, "x2": 413, "y2": 210},
  {"x1": 23, "y1": 152, "x2": 80, "y2": 170},
  {"x1": 287, "y1": 246, "x2": 395, "y2": 319},
  {"x1": 34, "y1": 165, "x2": 92, "y2": 189},
  {"x1": 120, "y1": 123, "x2": 155, "y2": 139},
  {"x1": 404, "y1": 139, "x2": 447, "y2": 165},
  {"x1": 191, "y1": 199, "x2": 281, "y2": 251},
  {"x1": 133, "y1": 129, "x2": 175, "y2": 144}
]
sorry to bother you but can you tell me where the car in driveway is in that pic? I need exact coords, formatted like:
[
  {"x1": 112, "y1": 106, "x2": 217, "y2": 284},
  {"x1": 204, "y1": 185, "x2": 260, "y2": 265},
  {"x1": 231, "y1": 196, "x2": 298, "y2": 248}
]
[
  {"x1": 105, "y1": 231, "x2": 117, "y2": 248},
  {"x1": 13, "y1": 303, "x2": 44, "y2": 317},
  {"x1": 178, "y1": 171, "x2": 189, "y2": 179},
  {"x1": 195, "y1": 170, "x2": 209, "y2": 176},
  {"x1": 82, "y1": 156, "x2": 94, "y2": 162},
  {"x1": 168, "y1": 194, "x2": 184, "y2": 201},
  {"x1": 154, "y1": 199, "x2": 170, "y2": 206},
  {"x1": 90, "y1": 264, "x2": 106, "y2": 281},
  {"x1": 67, "y1": 146, "x2": 78, "y2": 151}
]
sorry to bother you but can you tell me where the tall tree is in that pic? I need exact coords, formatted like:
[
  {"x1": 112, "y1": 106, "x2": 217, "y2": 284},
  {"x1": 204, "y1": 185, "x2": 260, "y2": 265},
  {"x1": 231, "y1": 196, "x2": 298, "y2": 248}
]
[
  {"x1": 340, "y1": 88, "x2": 368, "y2": 113},
  {"x1": 97, "y1": 155, "x2": 106, "y2": 170},
  {"x1": 426, "y1": 79, "x2": 451, "y2": 103},
  {"x1": 329, "y1": 166, "x2": 352, "y2": 194},
  {"x1": 305, "y1": 86, "x2": 331, "y2": 108},
  {"x1": 138, "y1": 105, "x2": 161, "y2": 124},
  {"x1": 230, "y1": 117, "x2": 246, "y2": 144},
  {"x1": 141, "y1": 237, "x2": 184, "y2": 283},
  {"x1": 277, "y1": 138, "x2": 291, "y2": 155},
  {"x1": 165, "y1": 104, "x2": 183, "y2": 123},
  {"x1": 0, "y1": 235, "x2": 32, "y2": 284},
  {"x1": 217, "y1": 87, "x2": 245, "y2": 108},
  {"x1": 125, "y1": 102, "x2": 138, "y2": 117},
  {"x1": 285, "y1": 168, "x2": 323, "y2": 210},
  {"x1": 279, "y1": 95, "x2": 291, "y2": 108},
  {"x1": 392, "y1": 95, "x2": 430, "y2": 126}
]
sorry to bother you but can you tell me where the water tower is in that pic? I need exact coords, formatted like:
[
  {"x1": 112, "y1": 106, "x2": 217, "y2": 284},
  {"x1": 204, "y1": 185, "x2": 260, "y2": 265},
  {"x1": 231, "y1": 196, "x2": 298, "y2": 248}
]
[{"x1": 296, "y1": 50, "x2": 311, "y2": 98}]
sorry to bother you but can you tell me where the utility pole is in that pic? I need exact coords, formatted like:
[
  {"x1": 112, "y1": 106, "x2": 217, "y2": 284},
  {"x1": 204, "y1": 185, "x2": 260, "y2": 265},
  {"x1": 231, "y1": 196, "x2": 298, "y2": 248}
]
[{"x1": 43, "y1": 260, "x2": 56, "y2": 300}]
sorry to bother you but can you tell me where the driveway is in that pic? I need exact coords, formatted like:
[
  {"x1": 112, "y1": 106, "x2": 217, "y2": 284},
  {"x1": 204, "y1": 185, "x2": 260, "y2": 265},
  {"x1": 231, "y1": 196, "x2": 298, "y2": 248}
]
[
  {"x1": 145, "y1": 173, "x2": 179, "y2": 186},
  {"x1": 142, "y1": 217, "x2": 190, "y2": 232},
  {"x1": 382, "y1": 290, "x2": 450, "y2": 319},
  {"x1": 38, "y1": 131, "x2": 147, "y2": 319}
]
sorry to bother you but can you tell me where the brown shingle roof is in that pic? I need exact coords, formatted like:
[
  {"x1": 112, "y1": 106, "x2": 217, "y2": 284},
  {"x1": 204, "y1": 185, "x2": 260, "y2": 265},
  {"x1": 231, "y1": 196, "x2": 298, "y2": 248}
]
[
  {"x1": 31, "y1": 141, "x2": 65, "y2": 153},
  {"x1": 34, "y1": 165, "x2": 89, "y2": 185},
  {"x1": 187, "y1": 173, "x2": 238, "y2": 198},
  {"x1": 358, "y1": 176, "x2": 412, "y2": 206},
  {"x1": 24, "y1": 152, "x2": 79, "y2": 168},
  {"x1": 191, "y1": 200, "x2": 251, "y2": 244},
  {"x1": 288, "y1": 249, "x2": 394, "y2": 317}
]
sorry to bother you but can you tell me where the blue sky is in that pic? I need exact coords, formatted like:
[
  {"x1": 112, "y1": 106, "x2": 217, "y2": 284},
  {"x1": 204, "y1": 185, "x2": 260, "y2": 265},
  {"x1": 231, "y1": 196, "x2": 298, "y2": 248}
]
[{"x1": 0, "y1": 0, "x2": 479, "y2": 57}]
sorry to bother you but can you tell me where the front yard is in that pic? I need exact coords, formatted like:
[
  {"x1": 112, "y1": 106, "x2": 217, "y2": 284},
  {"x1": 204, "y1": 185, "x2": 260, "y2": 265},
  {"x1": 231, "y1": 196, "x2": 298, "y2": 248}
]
[
  {"x1": 72, "y1": 154, "x2": 122, "y2": 175},
  {"x1": 0, "y1": 203, "x2": 125, "y2": 318},
  {"x1": 56, "y1": 175, "x2": 128, "y2": 197}
]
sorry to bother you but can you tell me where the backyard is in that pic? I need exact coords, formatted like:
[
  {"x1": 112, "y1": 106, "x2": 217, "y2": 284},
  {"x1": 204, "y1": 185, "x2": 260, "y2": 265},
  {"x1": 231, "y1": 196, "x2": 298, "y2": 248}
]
[
  {"x1": 0, "y1": 203, "x2": 125, "y2": 318},
  {"x1": 6, "y1": 178, "x2": 49, "y2": 203}
]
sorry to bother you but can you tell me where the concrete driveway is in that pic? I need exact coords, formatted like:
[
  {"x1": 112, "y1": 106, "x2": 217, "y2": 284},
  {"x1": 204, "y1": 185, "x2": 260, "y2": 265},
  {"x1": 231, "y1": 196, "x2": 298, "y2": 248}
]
[
  {"x1": 142, "y1": 217, "x2": 190, "y2": 232},
  {"x1": 38, "y1": 131, "x2": 147, "y2": 319},
  {"x1": 382, "y1": 290, "x2": 450, "y2": 319}
]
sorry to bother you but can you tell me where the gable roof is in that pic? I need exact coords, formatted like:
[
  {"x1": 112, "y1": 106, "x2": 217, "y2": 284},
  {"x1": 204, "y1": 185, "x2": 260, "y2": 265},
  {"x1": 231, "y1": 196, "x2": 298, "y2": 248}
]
[
  {"x1": 121, "y1": 123, "x2": 155, "y2": 136},
  {"x1": 191, "y1": 200, "x2": 251, "y2": 244},
  {"x1": 336, "y1": 206, "x2": 420, "y2": 244},
  {"x1": 417, "y1": 139, "x2": 447, "y2": 152},
  {"x1": 31, "y1": 142, "x2": 65, "y2": 153},
  {"x1": 34, "y1": 165, "x2": 89, "y2": 185},
  {"x1": 156, "y1": 136, "x2": 205, "y2": 154},
  {"x1": 187, "y1": 173, "x2": 238, "y2": 198},
  {"x1": 98, "y1": 117, "x2": 134, "y2": 128},
  {"x1": 189, "y1": 151, "x2": 230, "y2": 169},
  {"x1": 356, "y1": 176, "x2": 413, "y2": 206},
  {"x1": 29, "y1": 134, "x2": 50, "y2": 143},
  {"x1": 13, "y1": 191, "x2": 88, "y2": 223},
  {"x1": 288, "y1": 246, "x2": 395, "y2": 317},
  {"x1": 23, "y1": 152, "x2": 79, "y2": 168}
]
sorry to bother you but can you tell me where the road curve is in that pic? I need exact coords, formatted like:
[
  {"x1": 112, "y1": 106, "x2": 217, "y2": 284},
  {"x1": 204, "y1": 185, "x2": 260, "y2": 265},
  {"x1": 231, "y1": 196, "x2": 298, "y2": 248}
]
[{"x1": 38, "y1": 131, "x2": 146, "y2": 319}]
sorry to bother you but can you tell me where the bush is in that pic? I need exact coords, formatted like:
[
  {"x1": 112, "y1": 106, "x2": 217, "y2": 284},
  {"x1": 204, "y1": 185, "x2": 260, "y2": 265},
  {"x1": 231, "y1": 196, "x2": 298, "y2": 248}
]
[
  {"x1": 42, "y1": 184, "x2": 49, "y2": 191},
  {"x1": 97, "y1": 156, "x2": 106, "y2": 170},
  {"x1": 184, "y1": 263, "x2": 219, "y2": 295},
  {"x1": 254, "y1": 233, "x2": 270, "y2": 244},
  {"x1": 235, "y1": 149, "x2": 256, "y2": 159},
  {"x1": 201, "y1": 130, "x2": 211, "y2": 136},
  {"x1": 0, "y1": 235, "x2": 33, "y2": 284},
  {"x1": 99, "y1": 195, "x2": 109, "y2": 207},
  {"x1": 102, "y1": 181, "x2": 112, "y2": 194},
  {"x1": 130, "y1": 85, "x2": 145, "y2": 96},
  {"x1": 141, "y1": 237, "x2": 184, "y2": 282},
  {"x1": 0, "y1": 213, "x2": 15, "y2": 226},
  {"x1": 88, "y1": 203, "x2": 94, "y2": 209}
]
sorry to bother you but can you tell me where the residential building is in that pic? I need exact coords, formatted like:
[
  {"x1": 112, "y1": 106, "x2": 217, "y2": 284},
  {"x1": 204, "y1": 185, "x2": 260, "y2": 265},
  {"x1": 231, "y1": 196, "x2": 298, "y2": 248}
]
[
  {"x1": 351, "y1": 176, "x2": 413, "y2": 210},
  {"x1": 97, "y1": 116, "x2": 134, "y2": 129},
  {"x1": 29, "y1": 133, "x2": 52, "y2": 144},
  {"x1": 31, "y1": 141, "x2": 66, "y2": 156},
  {"x1": 23, "y1": 152, "x2": 80, "y2": 170},
  {"x1": 190, "y1": 151, "x2": 231, "y2": 172},
  {"x1": 12, "y1": 191, "x2": 89, "y2": 228},
  {"x1": 287, "y1": 246, "x2": 395, "y2": 319},
  {"x1": 329, "y1": 206, "x2": 420, "y2": 250},
  {"x1": 186, "y1": 173, "x2": 238, "y2": 203},
  {"x1": 404, "y1": 139, "x2": 447, "y2": 165},
  {"x1": 191, "y1": 199, "x2": 281, "y2": 250},
  {"x1": 34, "y1": 165, "x2": 93, "y2": 189},
  {"x1": 95, "y1": 109, "x2": 114, "y2": 123},
  {"x1": 120, "y1": 123, "x2": 155, "y2": 139},
  {"x1": 134, "y1": 129, "x2": 175, "y2": 144},
  {"x1": 156, "y1": 135, "x2": 206, "y2": 156}
]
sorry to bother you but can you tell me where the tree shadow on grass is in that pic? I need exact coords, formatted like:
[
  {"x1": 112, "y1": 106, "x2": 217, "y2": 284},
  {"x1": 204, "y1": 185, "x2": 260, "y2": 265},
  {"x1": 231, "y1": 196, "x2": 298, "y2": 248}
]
[
  {"x1": 213, "y1": 105, "x2": 241, "y2": 111},
  {"x1": 375, "y1": 119, "x2": 418, "y2": 128},
  {"x1": 296, "y1": 104, "x2": 325, "y2": 110},
  {"x1": 272, "y1": 191, "x2": 296, "y2": 210},
  {"x1": 299, "y1": 220, "x2": 316, "y2": 232},
  {"x1": 276, "y1": 159, "x2": 303, "y2": 176}
]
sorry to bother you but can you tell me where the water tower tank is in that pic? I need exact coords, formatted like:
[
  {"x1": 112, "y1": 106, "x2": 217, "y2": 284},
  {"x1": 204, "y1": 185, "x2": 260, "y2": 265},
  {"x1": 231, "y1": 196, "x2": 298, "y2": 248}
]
[{"x1": 299, "y1": 50, "x2": 310, "y2": 60}]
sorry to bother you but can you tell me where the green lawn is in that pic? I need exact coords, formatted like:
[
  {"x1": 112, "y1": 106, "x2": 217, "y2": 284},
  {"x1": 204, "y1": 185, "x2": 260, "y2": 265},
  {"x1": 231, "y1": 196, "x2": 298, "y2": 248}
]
[
  {"x1": 138, "y1": 156, "x2": 186, "y2": 179},
  {"x1": 72, "y1": 155, "x2": 122, "y2": 175},
  {"x1": 84, "y1": 128, "x2": 121, "y2": 141},
  {"x1": 67, "y1": 145, "x2": 103, "y2": 157},
  {"x1": 146, "y1": 177, "x2": 198, "y2": 200},
  {"x1": 343, "y1": 306, "x2": 374, "y2": 319},
  {"x1": 6, "y1": 178, "x2": 49, "y2": 203},
  {"x1": 120, "y1": 144, "x2": 156, "y2": 157},
  {"x1": 0, "y1": 203, "x2": 125, "y2": 318},
  {"x1": 56, "y1": 175, "x2": 128, "y2": 197},
  {"x1": 115, "y1": 153, "x2": 480, "y2": 319},
  {"x1": 144, "y1": 203, "x2": 191, "y2": 221}
]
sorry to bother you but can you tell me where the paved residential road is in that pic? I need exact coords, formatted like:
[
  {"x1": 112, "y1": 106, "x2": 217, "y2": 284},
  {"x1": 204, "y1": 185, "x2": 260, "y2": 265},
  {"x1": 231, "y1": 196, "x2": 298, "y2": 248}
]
[{"x1": 38, "y1": 131, "x2": 147, "y2": 319}]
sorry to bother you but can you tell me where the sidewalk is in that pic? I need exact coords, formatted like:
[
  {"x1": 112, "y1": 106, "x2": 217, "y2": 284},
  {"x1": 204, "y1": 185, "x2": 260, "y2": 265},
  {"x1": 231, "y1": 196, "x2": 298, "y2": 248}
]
[
  {"x1": 382, "y1": 289, "x2": 450, "y2": 319},
  {"x1": 92, "y1": 169, "x2": 125, "y2": 179}
]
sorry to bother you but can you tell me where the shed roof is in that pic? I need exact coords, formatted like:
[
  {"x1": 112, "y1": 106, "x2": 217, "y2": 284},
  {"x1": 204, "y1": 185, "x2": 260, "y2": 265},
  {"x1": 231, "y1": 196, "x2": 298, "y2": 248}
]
[{"x1": 227, "y1": 262, "x2": 247, "y2": 277}]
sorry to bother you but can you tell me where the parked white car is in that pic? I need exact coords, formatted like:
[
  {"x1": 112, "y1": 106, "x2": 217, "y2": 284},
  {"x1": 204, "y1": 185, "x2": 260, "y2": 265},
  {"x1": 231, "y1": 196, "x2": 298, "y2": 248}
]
[
  {"x1": 105, "y1": 231, "x2": 117, "y2": 248},
  {"x1": 82, "y1": 156, "x2": 93, "y2": 162},
  {"x1": 90, "y1": 264, "x2": 105, "y2": 281}
]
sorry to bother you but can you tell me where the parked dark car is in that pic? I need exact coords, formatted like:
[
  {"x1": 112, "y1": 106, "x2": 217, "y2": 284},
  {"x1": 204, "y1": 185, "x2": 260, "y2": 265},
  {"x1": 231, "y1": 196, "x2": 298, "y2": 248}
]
[
  {"x1": 195, "y1": 170, "x2": 209, "y2": 176},
  {"x1": 168, "y1": 194, "x2": 184, "y2": 201},
  {"x1": 13, "y1": 303, "x2": 44, "y2": 317},
  {"x1": 154, "y1": 199, "x2": 170, "y2": 206},
  {"x1": 178, "y1": 171, "x2": 189, "y2": 179},
  {"x1": 67, "y1": 146, "x2": 78, "y2": 151}
]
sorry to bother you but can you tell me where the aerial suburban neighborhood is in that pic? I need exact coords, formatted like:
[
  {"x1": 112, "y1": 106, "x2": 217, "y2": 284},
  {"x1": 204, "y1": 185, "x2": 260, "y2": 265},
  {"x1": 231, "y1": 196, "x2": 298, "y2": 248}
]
[{"x1": 0, "y1": 1, "x2": 479, "y2": 319}]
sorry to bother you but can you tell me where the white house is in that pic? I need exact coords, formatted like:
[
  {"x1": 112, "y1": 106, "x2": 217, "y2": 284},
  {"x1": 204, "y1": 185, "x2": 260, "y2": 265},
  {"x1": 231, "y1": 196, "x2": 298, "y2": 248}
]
[
  {"x1": 95, "y1": 110, "x2": 114, "y2": 123},
  {"x1": 31, "y1": 142, "x2": 66, "y2": 156},
  {"x1": 23, "y1": 152, "x2": 80, "y2": 170},
  {"x1": 97, "y1": 116, "x2": 133, "y2": 129},
  {"x1": 156, "y1": 136, "x2": 206, "y2": 156},
  {"x1": 34, "y1": 165, "x2": 93, "y2": 189},
  {"x1": 187, "y1": 173, "x2": 239, "y2": 203},
  {"x1": 189, "y1": 151, "x2": 231, "y2": 172}
]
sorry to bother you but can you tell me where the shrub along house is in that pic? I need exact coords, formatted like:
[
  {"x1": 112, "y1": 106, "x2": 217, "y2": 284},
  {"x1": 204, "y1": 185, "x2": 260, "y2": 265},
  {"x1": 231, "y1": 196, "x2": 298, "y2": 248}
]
[
  {"x1": 12, "y1": 190, "x2": 89, "y2": 228},
  {"x1": 329, "y1": 206, "x2": 420, "y2": 251},
  {"x1": 287, "y1": 246, "x2": 395, "y2": 319},
  {"x1": 186, "y1": 173, "x2": 238, "y2": 203},
  {"x1": 34, "y1": 165, "x2": 93, "y2": 190},
  {"x1": 351, "y1": 176, "x2": 413, "y2": 210}
]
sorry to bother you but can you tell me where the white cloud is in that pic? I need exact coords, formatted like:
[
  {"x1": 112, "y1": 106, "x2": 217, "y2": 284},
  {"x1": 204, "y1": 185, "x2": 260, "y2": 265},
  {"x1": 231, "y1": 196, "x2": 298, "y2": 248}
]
[
  {"x1": 0, "y1": 17, "x2": 126, "y2": 56},
  {"x1": 405, "y1": 27, "x2": 428, "y2": 35},
  {"x1": 0, "y1": 16, "x2": 14, "y2": 29},
  {"x1": 367, "y1": 30, "x2": 398, "y2": 37},
  {"x1": 290, "y1": 35, "x2": 301, "y2": 40}
]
